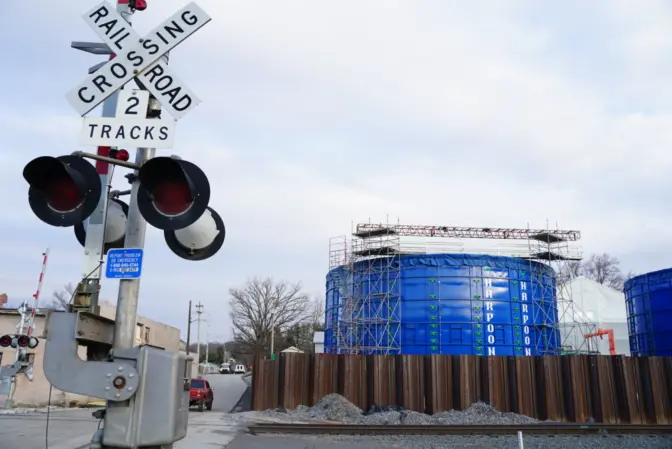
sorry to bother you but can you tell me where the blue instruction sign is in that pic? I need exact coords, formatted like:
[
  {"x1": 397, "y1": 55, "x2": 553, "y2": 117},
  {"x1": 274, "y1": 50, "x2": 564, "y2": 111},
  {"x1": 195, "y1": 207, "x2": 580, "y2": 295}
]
[{"x1": 105, "y1": 248, "x2": 144, "y2": 279}]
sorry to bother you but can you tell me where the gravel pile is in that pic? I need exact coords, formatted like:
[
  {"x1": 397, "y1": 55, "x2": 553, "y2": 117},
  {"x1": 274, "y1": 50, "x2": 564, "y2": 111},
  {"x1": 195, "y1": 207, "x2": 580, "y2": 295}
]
[
  {"x1": 0, "y1": 405, "x2": 67, "y2": 415},
  {"x1": 430, "y1": 401, "x2": 540, "y2": 425},
  {"x1": 237, "y1": 393, "x2": 543, "y2": 426},
  {"x1": 288, "y1": 394, "x2": 364, "y2": 422}
]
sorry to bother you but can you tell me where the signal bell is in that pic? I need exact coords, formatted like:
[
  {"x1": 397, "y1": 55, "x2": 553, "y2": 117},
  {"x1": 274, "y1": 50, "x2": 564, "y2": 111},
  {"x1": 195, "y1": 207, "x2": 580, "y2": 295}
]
[
  {"x1": 23, "y1": 155, "x2": 101, "y2": 227},
  {"x1": 74, "y1": 198, "x2": 129, "y2": 254},
  {"x1": 137, "y1": 157, "x2": 211, "y2": 231}
]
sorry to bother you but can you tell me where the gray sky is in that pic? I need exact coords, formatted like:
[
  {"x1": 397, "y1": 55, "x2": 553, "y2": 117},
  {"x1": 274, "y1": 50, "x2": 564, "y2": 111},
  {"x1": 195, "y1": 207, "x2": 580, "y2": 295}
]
[{"x1": 1, "y1": 1, "x2": 671, "y2": 340}]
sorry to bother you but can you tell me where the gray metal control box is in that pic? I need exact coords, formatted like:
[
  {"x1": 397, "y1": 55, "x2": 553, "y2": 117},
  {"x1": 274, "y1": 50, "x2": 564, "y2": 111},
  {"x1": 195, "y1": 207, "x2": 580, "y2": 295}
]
[{"x1": 103, "y1": 345, "x2": 189, "y2": 447}]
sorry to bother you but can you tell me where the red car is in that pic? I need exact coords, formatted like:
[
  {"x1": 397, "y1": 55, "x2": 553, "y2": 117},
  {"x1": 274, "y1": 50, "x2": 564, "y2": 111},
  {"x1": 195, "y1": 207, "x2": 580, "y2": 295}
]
[{"x1": 189, "y1": 378, "x2": 214, "y2": 411}]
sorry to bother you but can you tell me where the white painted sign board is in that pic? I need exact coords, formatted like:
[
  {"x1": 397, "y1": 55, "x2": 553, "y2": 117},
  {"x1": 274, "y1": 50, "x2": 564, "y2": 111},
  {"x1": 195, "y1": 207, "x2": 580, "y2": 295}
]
[
  {"x1": 80, "y1": 116, "x2": 176, "y2": 148},
  {"x1": 116, "y1": 88, "x2": 150, "y2": 118},
  {"x1": 67, "y1": 1, "x2": 211, "y2": 120}
]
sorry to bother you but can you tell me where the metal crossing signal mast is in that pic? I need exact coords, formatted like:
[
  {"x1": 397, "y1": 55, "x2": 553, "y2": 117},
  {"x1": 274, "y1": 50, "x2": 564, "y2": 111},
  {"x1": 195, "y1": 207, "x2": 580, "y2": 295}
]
[{"x1": 20, "y1": 0, "x2": 217, "y2": 446}]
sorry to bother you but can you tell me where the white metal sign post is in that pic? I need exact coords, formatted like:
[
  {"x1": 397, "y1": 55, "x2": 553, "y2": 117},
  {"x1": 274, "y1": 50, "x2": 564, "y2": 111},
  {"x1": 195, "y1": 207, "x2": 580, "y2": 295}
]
[{"x1": 67, "y1": 1, "x2": 211, "y2": 120}]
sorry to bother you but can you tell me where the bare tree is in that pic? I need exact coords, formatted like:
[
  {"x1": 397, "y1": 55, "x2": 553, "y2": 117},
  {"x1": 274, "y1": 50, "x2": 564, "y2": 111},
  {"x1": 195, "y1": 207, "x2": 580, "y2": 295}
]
[
  {"x1": 582, "y1": 253, "x2": 624, "y2": 290},
  {"x1": 557, "y1": 261, "x2": 582, "y2": 286},
  {"x1": 311, "y1": 297, "x2": 325, "y2": 331},
  {"x1": 51, "y1": 283, "x2": 76, "y2": 310},
  {"x1": 229, "y1": 277, "x2": 310, "y2": 354}
]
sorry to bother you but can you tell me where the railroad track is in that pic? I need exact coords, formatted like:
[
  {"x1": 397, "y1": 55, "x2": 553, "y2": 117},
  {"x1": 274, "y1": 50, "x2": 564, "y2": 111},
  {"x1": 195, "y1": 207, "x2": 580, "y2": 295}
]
[{"x1": 248, "y1": 423, "x2": 672, "y2": 436}]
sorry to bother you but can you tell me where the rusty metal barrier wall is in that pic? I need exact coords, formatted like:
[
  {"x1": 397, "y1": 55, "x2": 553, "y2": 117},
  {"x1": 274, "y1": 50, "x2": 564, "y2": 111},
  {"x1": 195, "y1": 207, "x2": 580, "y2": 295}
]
[{"x1": 251, "y1": 353, "x2": 672, "y2": 424}]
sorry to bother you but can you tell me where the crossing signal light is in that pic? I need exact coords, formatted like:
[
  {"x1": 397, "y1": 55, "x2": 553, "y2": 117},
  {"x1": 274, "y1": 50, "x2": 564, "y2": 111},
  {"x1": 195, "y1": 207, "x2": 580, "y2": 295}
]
[
  {"x1": 0, "y1": 334, "x2": 12, "y2": 347},
  {"x1": 23, "y1": 155, "x2": 102, "y2": 227},
  {"x1": 137, "y1": 157, "x2": 210, "y2": 231},
  {"x1": 109, "y1": 149, "x2": 130, "y2": 162},
  {"x1": 0, "y1": 334, "x2": 38, "y2": 349},
  {"x1": 165, "y1": 206, "x2": 226, "y2": 261},
  {"x1": 74, "y1": 198, "x2": 129, "y2": 254},
  {"x1": 129, "y1": 0, "x2": 147, "y2": 11}
]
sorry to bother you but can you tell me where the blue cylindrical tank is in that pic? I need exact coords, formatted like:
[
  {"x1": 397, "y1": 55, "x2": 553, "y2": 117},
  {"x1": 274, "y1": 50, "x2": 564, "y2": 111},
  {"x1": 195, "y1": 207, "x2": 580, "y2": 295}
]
[
  {"x1": 624, "y1": 268, "x2": 672, "y2": 356},
  {"x1": 324, "y1": 253, "x2": 560, "y2": 356}
]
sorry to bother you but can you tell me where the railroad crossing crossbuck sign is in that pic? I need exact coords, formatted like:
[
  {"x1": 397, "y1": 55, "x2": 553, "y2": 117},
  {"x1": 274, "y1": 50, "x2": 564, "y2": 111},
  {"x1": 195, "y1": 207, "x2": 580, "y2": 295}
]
[{"x1": 67, "y1": 1, "x2": 211, "y2": 122}]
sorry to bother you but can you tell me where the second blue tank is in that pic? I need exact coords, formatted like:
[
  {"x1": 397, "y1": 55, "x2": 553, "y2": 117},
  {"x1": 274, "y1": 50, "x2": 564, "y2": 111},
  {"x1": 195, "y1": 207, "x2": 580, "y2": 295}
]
[
  {"x1": 624, "y1": 268, "x2": 672, "y2": 356},
  {"x1": 325, "y1": 253, "x2": 561, "y2": 356}
]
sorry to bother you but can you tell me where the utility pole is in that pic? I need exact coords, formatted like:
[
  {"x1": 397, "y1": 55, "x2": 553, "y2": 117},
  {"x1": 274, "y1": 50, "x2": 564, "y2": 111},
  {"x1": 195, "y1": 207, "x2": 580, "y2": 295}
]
[
  {"x1": 184, "y1": 300, "x2": 201, "y2": 378},
  {"x1": 270, "y1": 326, "x2": 275, "y2": 360},
  {"x1": 185, "y1": 300, "x2": 192, "y2": 356},
  {"x1": 195, "y1": 302, "x2": 203, "y2": 370},
  {"x1": 205, "y1": 324, "x2": 209, "y2": 365}
]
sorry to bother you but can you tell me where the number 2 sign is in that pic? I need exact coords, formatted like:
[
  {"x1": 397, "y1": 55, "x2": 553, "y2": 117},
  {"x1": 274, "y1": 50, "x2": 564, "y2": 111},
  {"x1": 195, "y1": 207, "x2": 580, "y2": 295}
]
[{"x1": 116, "y1": 88, "x2": 150, "y2": 118}]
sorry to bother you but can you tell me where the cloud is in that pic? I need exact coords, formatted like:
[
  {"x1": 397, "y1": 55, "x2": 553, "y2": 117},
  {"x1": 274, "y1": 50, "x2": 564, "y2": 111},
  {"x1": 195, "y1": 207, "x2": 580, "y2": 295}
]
[{"x1": 1, "y1": 1, "x2": 671, "y2": 337}]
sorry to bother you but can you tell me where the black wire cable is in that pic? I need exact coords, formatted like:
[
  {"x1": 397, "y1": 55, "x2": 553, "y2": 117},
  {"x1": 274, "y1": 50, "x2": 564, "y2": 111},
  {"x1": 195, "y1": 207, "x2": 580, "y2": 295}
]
[{"x1": 45, "y1": 385, "x2": 52, "y2": 449}]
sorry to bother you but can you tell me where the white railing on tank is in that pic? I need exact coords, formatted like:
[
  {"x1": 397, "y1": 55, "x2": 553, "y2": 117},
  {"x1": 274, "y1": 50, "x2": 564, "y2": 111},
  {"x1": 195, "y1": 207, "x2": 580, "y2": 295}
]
[{"x1": 397, "y1": 240, "x2": 582, "y2": 259}]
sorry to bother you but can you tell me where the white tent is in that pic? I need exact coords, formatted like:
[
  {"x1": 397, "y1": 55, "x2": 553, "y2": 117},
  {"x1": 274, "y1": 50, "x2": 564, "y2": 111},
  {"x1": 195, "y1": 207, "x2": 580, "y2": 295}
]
[
  {"x1": 558, "y1": 276, "x2": 630, "y2": 355},
  {"x1": 281, "y1": 346, "x2": 304, "y2": 353},
  {"x1": 313, "y1": 331, "x2": 325, "y2": 354}
]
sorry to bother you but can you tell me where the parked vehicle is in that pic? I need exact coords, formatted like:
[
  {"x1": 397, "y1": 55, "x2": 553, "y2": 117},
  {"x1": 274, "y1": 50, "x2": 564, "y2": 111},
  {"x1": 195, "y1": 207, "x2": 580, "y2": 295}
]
[
  {"x1": 189, "y1": 378, "x2": 213, "y2": 411},
  {"x1": 219, "y1": 363, "x2": 231, "y2": 374},
  {"x1": 234, "y1": 364, "x2": 246, "y2": 374}
]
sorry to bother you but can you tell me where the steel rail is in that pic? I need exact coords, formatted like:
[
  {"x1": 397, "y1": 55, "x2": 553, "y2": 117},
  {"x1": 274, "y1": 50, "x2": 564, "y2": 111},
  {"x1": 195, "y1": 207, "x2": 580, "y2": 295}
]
[{"x1": 248, "y1": 423, "x2": 672, "y2": 436}]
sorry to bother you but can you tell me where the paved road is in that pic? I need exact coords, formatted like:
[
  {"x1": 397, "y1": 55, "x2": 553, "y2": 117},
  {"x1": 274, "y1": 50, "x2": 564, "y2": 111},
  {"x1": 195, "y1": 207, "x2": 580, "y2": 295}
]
[
  {"x1": 203, "y1": 373, "x2": 248, "y2": 412},
  {"x1": 0, "y1": 374, "x2": 248, "y2": 449}
]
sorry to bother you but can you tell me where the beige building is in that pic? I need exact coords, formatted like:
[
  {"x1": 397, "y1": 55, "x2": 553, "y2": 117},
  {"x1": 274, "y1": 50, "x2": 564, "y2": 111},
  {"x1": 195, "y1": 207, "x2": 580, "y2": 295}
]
[{"x1": 0, "y1": 301, "x2": 183, "y2": 407}]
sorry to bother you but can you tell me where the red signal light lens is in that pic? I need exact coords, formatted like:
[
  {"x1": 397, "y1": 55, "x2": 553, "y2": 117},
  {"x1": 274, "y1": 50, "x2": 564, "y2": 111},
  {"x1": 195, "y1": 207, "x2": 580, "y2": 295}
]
[
  {"x1": 134, "y1": 0, "x2": 147, "y2": 10},
  {"x1": 152, "y1": 181, "x2": 193, "y2": 216},
  {"x1": 45, "y1": 177, "x2": 83, "y2": 212},
  {"x1": 17, "y1": 335, "x2": 29, "y2": 347},
  {"x1": 0, "y1": 335, "x2": 11, "y2": 347},
  {"x1": 115, "y1": 150, "x2": 130, "y2": 162}
]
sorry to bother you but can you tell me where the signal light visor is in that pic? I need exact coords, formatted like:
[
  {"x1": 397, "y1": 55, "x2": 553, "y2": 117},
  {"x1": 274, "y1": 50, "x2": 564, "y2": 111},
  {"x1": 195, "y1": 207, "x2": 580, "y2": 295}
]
[
  {"x1": 23, "y1": 155, "x2": 102, "y2": 227},
  {"x1": 137, "y1": 157, "x2": 211, "y2": 231}
]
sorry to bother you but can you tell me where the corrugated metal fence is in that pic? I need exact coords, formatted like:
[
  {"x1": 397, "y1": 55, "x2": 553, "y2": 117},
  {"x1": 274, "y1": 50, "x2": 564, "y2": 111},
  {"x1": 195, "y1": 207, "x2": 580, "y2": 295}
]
[{"x1": 251, "y1": 354, "x2": 672, "y2": 424}]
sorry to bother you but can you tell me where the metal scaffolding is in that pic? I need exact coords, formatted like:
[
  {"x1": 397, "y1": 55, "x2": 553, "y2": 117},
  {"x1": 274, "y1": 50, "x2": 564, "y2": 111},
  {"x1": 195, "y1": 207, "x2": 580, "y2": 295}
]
[
  {"x1": 524, "y1": 224, "x2": 595, "y2": 355},
  {"x1": 528, "y1": 224, "x2": 597, "y2": 355},
  {"x1": 329, "y1": 221, "x2": 402, "y2": 355}
]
